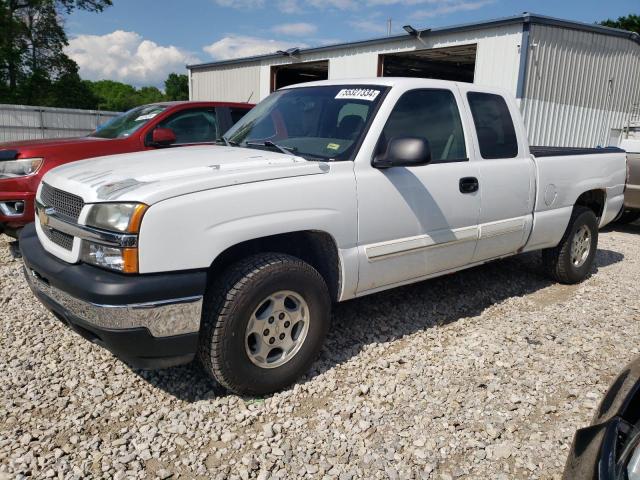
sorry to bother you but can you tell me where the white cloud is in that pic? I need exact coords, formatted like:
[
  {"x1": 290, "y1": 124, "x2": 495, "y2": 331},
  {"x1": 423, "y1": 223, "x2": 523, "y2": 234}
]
[
  {"x1": 414, "y1": 0, "x2": 495, "y2": 18},
  {"x1": 307, "y1": 0, "x2": 356, "y2": 9},
  {"x1": 66, "y1": 31, "x2": 199, "y2": 87},
  {"x1": 213, "y1": 0, "x2": 264, "y2": 8},
  {"x1": 277, "y1": 0, "x2": 302, "y2": 13},
  {"x1": 212, "y1": 0, "x2": 492, "y2": 13},
  {"x1": 348, "y1": 18, "x2": 390, "y2": 34},
  {"x1": 213, "y1": 0, "x2": 360, "y2": 13},
  {"x1": 271, "y1": 22, "x2": 318, "y2": 36},
  {"x1": 203, "y1": 35, "x2": 308, "y2": 60}
]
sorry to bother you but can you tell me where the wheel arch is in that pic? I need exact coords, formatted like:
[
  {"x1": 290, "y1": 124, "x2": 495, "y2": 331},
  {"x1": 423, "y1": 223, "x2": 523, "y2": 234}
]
[
  {"x1": 207, "y1": 230, "x2": 342, "y2": 302},
  {"x1": 574, "y1": 189, "x2": 606, "y2": 219}
]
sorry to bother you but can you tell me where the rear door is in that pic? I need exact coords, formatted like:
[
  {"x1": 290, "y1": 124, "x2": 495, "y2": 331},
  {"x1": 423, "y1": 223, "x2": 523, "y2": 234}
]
[
  {"x1": 458, "y1": 87, "x2": 535, "y2": 262},
  {"x1": 355, "y1": 87, "x2": 481, "y2": 293}
]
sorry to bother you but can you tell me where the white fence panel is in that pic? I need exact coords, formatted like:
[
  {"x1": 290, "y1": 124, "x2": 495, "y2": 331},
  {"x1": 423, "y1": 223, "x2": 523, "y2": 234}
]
[{"x1": 0, "y1": 104, "x2": 121, "y2": 142}]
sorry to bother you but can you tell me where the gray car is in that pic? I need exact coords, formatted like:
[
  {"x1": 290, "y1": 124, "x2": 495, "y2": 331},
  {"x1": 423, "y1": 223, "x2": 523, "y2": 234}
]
[{"x1": 619, "y1": 138, "x2": 640, "y2": 224}]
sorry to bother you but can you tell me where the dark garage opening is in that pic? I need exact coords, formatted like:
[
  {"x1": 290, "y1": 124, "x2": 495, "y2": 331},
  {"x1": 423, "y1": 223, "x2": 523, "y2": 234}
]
[
  {"x1": 271, "y1": 60, "x2": 329, "y2": 91},
  {"x1": 379, "y1": 44, "x2": 477, "y2": 83}
]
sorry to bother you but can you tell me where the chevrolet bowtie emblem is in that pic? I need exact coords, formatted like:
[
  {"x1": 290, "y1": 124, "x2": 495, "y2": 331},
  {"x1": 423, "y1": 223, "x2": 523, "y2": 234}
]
[{"x1": 38, "y1": 206, "x2": 56, "y2": 228}]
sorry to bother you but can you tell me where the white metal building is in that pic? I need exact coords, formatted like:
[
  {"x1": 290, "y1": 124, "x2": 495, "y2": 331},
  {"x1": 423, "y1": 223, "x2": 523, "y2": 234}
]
[{"x1": 188, "y1": 13, "x2": 640, "y2": 148}]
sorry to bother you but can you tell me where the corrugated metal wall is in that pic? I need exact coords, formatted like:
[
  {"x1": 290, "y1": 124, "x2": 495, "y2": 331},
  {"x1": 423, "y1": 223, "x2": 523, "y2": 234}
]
[
  {"x1": 190, "y1": 21, "x2": 640, "y2": 148},
  {"x1": 521, "y1": 24, "x2": 640, "y2": 147},
  {"x1": 0, "y1": 104, "x2": 120, "y2": 142},
  {"x1": 190, "y1": 61, "x2": 261, "y2": 103},
  {"x1": 190, "y1": 24, "x2": 523, "y2": 103}
]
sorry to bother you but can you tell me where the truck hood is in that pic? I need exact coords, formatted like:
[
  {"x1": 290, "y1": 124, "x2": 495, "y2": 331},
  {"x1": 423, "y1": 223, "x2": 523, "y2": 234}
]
[
  {"x1": 0, "y1": 136, "x2": 107, "y2": 150},
  {"x1": 41, "y1": 145, "x2": 330, "y2": 205}
]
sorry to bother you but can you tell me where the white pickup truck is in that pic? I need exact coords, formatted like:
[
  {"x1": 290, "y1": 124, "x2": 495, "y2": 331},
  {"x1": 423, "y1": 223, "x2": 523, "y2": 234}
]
[{"x1": 21, "y1": 78, "x2": 626, "y2": 395}]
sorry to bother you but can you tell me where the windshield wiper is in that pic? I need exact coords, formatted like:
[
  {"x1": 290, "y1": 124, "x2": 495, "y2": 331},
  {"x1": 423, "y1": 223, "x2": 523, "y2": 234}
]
[
  {"x1": 216, "y1": 136, "x2": 238, "y2": 147},
  {"x1": 245, "y1": 140, "x2": 296, "y2": 155}
]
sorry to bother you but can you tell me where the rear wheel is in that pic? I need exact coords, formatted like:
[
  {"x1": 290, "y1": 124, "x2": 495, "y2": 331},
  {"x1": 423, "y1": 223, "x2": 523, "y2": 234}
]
[
  {"x1": 542, "y1": 206, "x2": 598, "y2": 284},
  {"x1": 617, "y1": 209, "x2": 640, "y2": 225},
  {"x1": 198, "y1": 253, "x2": 331, "y2": 396}
]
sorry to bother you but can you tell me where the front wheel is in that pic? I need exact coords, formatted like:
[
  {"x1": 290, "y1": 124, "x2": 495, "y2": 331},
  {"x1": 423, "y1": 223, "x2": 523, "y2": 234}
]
[
  {"x1": 198, "y1": 253, "x2": 331, "y2": 396},
  {"x1": 542, "y1": 206, "x2": 598, "y2": 284}
]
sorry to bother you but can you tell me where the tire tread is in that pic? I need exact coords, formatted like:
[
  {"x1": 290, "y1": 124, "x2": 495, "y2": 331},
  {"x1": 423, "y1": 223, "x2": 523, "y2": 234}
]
[
  {"x1": 198, "y1": 253, "x2": 328, "y2": 394},
  {"x1": 542, "y1": 206, "x2": 597, "y2": 284}
]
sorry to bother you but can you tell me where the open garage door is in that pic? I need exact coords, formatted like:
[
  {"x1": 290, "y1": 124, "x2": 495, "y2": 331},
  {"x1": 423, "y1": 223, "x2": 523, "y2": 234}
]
[
  {"x1": 379, "y1": 44, "x2": 477, "y2": 83},
  {"x1": 271, "y1": 61, "x2": 329, "y2": 91}
]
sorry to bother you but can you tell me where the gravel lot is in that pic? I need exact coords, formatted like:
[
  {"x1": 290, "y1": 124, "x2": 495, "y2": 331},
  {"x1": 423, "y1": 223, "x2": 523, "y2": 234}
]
[{"x1": 1, "y1": 224, "x2": 639, "y2": 480}]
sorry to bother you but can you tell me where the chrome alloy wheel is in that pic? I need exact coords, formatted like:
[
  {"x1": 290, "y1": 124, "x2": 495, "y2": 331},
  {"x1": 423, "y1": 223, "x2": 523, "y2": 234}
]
[
  {"x1": 570, "y1": 224, "x2": 591, "y2": 267},
  {"x1": 245, "y1": 290, "x2": 310, "y2": 369}
]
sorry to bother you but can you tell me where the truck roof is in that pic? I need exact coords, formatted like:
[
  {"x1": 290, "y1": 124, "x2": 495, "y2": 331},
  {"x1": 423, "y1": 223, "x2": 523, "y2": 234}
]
[
  {"x1": 281, "y1": 77, "x2": 507, "y2": 96},
  {"x1": 145, "y1": 100, "x2": 254, "y2": 108}
]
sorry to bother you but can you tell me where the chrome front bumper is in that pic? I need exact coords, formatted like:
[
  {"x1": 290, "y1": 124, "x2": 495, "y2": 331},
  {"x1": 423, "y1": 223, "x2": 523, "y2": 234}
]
[{"x1": 25, "y1": 267, "x2": 203, "y2": 338}]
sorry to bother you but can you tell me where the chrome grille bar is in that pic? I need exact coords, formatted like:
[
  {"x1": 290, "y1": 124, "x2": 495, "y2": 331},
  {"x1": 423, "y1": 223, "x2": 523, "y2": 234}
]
[
  {"x1": 40, "y1": 183, "x2": 84, "y2": 220},
  {"x1": 36, "y1": 201, "x2": 137, "y2": 248}
]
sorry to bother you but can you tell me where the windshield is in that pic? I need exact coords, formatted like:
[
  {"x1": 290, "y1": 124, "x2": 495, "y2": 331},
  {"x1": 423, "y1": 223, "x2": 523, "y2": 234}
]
[
  {"x1": 90, "y1": 105, "x2": 168, "y2": 139},
  {"x1": 225, "y1": 85, "x2": 387, "y2": 161}
]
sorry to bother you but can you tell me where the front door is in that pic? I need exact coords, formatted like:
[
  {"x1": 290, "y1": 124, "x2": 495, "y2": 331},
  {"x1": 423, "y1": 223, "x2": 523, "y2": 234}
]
[{"x1": 355, "y1": 87, "x2": 481, "y2": 294}]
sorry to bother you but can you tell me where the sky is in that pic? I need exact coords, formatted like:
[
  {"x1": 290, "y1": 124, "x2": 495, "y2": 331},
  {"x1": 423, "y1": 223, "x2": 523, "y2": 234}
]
[{"x1": 64, "y1": 0, "x2": 638, "y2": 88}]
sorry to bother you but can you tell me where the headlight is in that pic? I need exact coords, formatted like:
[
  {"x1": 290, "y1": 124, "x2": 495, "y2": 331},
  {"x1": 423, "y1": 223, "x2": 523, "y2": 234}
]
[
  {"x1": 85, "y1": 203, "x2": 147, "y2": 233},
  {"x1": 81, "y1": 202, "x2": 148, "y2": 273},
  {"x1": 0, "y1": 158, "x2": 43, "y2": 179},
  {"x1": 80, "y1": 243, "x2": 139, "y2": 273}
]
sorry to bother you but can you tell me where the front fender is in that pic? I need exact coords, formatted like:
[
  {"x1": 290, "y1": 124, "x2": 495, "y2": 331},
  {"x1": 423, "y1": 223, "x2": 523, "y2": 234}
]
[{"x1": 137, "y1": 164, "x2": 358, "y2": 275}]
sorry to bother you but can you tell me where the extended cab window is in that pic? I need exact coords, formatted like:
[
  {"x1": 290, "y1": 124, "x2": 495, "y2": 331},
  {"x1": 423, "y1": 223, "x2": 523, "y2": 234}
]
[
  {"x1": 155, "y1": 108, "x2": 219, "y2": 144},
  {"x1": 467, "y1": 92, "x2": 518, "y2": 159},
  {"x1": 378, "y1": 89, "x2": 467, "y2": 163}
]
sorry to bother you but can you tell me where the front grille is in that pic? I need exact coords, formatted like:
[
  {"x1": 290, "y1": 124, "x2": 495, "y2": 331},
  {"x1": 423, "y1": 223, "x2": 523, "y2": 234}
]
[
  {"x1": 42, "y1": 226, "x2": 74, "y2": 251},
  {"x1": 40, "y1": 183, "x2": 84, "y2": 221}
]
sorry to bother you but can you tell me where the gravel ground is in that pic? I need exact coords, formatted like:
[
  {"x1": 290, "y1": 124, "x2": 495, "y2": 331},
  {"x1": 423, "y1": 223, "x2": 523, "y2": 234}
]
[{"x1": 1, "y1": 224, "x2": 639, "y2": 480}]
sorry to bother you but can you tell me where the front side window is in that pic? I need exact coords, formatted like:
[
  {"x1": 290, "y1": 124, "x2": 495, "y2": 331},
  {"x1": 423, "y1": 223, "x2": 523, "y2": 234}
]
[
  {"x1": 467, "y1": 92, "x2": 518, "y2": 159},
  {"x1": 90, "y1": 105, "x2": 168, "y2": 139},
  {"x1": 225, "y1": 85, "x2": 387, "y2": 161},
  {"x1": 155, "y1": 108, "x2": 219, "y2": 144},
  {"x1": 377, "y1": 89, "x2": 467, "y2": 163}
]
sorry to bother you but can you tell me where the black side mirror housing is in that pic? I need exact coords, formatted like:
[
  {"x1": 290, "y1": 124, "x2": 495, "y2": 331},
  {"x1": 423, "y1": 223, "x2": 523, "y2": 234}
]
[{"x1": 373, "y1": 137, "x2": 432, "y2": 168}]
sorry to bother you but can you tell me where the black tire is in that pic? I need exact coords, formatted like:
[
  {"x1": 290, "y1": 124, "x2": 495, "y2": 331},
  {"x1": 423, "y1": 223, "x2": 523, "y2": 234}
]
[
  {"x1": 542, "y1": 206, "x2": 598, "y2": 284},
  {"x1": 198, "y1": 253, "x2": 331, "y2": 396},
  {"x1": 617, "y1": 209, "x2": 640, "y2": 225}
]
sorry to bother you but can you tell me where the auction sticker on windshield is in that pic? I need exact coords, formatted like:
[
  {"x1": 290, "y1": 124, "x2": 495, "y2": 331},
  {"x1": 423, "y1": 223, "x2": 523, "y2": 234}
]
[
  {"x1": 135, "y1": 111, "x2": 162, "y2": 122},
  {"x1": 335, "y1": 88, "x2": 381, "y2": 101}
]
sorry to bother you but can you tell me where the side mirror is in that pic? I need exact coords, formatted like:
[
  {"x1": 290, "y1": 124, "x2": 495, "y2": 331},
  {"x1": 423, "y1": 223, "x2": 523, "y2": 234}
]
[
  {"x1": 373, "y1": 137, "x2": 432, "y2": 168},
  {"x1": 151, "y1": 127, "x2": 176, "y2": 147}
]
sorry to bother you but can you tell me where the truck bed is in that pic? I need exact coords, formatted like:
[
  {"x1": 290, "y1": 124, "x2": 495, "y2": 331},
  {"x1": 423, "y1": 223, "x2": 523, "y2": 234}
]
[{"x1": 530, "y1": 146, "x2": 625, "y2": 157}]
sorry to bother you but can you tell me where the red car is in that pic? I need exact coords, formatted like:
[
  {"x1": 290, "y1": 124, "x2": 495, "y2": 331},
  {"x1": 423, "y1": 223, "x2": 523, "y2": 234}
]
[{"x1": 0, "y1": 101, "x2": 253, "y2": 238}]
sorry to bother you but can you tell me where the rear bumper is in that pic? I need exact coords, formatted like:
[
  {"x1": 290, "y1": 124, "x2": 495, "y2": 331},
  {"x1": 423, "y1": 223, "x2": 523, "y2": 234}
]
[
  {"x1": 20, "y1": 223, "x2": 207, "y2": 369},
  {"x1": 624, "y1": 185, "x2": 640, "y2": 211}
]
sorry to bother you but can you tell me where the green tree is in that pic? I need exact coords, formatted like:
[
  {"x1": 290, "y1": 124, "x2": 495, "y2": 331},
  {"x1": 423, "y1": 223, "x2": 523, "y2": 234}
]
[
  {"x1": 86, "y1": 79, "x2": 169, "y2": 112},
  {"x1": 88, "y1": 79, "x2": 139, "y2": 111},
  {"x1": 0, "y1": 0, "x2": 111, "y2": 104},
  {"x1": 48, "y1": 61, "x2": 100, "y2": 109},
  {"x1": 137, "y1": 85, "x2": 165, "y2": 105},
  {"x1": 600, "y1": 14, "x2": 640, "y2": 34},
  {"x1": 164, "y1": 73, "x2": 189, "y2": 101}
]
